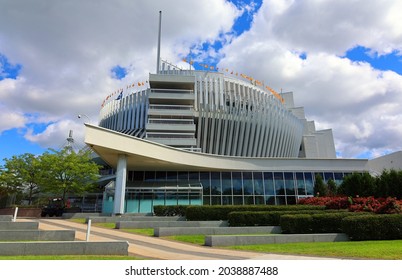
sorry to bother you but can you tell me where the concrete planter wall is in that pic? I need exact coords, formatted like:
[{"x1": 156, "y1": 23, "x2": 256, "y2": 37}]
[{"x1": 0, "y1": 207, "x2": 42, "y2": 218}]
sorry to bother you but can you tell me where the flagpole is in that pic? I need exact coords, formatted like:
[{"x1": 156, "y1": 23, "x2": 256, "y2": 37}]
[{"x1": 156, "y1": 11, "x2": 162, "y2": 74}]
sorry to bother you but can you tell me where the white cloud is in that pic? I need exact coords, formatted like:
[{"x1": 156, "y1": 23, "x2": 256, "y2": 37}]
[
  {"x1": 0, "y1": 0, "x2": 240, "y2": 149},
  {"x1": 218, "y1": 0, "x2": 402, "y2": 158},
  {"x1": 1, "y1": 0, "x2": 402, "y2": 159}
]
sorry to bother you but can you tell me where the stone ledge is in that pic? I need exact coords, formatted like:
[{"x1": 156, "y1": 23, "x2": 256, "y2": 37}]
[
  {"x1": 116, "y1": 220, "x2": 227, "y2": 229},
  {"x1": 204, "y1": 233, "x2": 350, "y2": 246},
  {"x1": 154, "y1": 226, "x2": 281, "y2": 237},
  {"x1": 0, "y1": 230, "x2": 75, "y2": 241},
  {"x1": 86, "y1": 215, "x2": 185, "y2": 224},
  {"x1": 0, "y1": 215, "x2": 13, "y2": 221},
  {"x1": 0, "y1": 221, "x2": 39, "y2": 230},
  {"x1": 0, "y1": 241, "x2": 129, "y2": 256}
]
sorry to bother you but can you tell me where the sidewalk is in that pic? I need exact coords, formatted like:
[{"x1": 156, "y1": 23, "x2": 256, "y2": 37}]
[{"x1": 35, "y1": 218, "x2": 339, "y2": 260}]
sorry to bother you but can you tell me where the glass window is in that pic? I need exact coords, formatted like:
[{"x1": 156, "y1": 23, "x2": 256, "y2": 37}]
[
  {"x1": 166, "y1": 171, "x2": 177, "y2": 181},
  {"x1": 304, "y1": 172, "x2": 314, "y2": 195},
  {"x1": 265, "y1": 195, "x2": 276, "y2": 205},
  {"x1": 221, "y1": 172, "x2": 232, "y2": 195},
  {"x1": 253, "y1": 172, "x2": 264, "y2": 195},
  {"x1": 232, "y1": 172, "x2": 243, "y2": 195},
  {"x1": 255, "y1": 195, "x2": 265, "y2": 205},
  {"x1": 155, "y1": 171, "x2": 166, "y2": 181},
  {"x1": 211, "y1": 172, "x2": 221, "y2": 195},
  {"x1": 222, "y1": 195, "x2": 233, "y2": 205},
  {"x1": 244, "y1": 196, "x2": 254, "y2": 205},
  {"x1": 178, "y1": 171, "x2": 188, "y2": 181},
  {"x1": 211, "y1": 196, "x2": 222, "y2": 205},
  {"x1": 263, "y1": 172, "x2": 275, "y2": 195},
  {"x1": 243, "y1": 172, "x2": 253, "y2": 195},
  {"x1": 233, "y1": 196, "x2": 243, "y2": 205},
  {"x1": 286, "y1": 196, "x2": 296, "y2": 205},
  {"x1": 144, "y1": 171, "x2": 155, "y2": 181},
  {"x1": 189, "y1": 172, "x2": 199, "y2": 181},
  {"x1": 200, "y1": 172, "x2": 211, "y2": 195},
  {"x1": 276, "y1": 196, "x2": 286, "y2": 205},
  {"x1": 334, "y1": 172, "x2": 344, "y2": 185},
  {"x1": 133, "y1": 171, "x2": 144, "y2": 181},
  {"x1": 284, "y1": 172, "x2": 295, "y2": 195},
  {"x1": 324, "y1": 172, "x2": 334, "y2": 183},
  {"x1": 296, "y1": 172, "x2": 306, "y2": 195},
  {"x1": 274, "y1": 172, "x2": 285, "y2": 195},
  {"x1": 203, "y1": 195, "x2": 211, "y2": 205}
]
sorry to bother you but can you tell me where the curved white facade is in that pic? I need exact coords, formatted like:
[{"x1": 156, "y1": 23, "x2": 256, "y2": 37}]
[{"x1": 99, "y1": 66, "x2": 309, "y2": 158}]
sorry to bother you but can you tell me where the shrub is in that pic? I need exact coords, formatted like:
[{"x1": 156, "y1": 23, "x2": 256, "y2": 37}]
[
  {"x1": 228, "y1": 210, "x2": 325, "y2": 227},
  {"x1": 153, "y1": 205, "x2": 188, "y2": 216},
  {"x1": 185, "y1": 205, "x2": 325, "y2": 221},
  {"x1": 280, "y1": 214, "x2": 313, "y2": 234},
  {"x1": 342, "y1": 214, "x2": 402, "y2": 241},
  {"x1": 298, "y1": 197, "x2": 332, "y2": 206},
  {"x1": 324, "y1": 197, "x2": 350, "y2": 210},
  {"x1": 280, "y1": 212, "x2": 370, "y2": 234}
]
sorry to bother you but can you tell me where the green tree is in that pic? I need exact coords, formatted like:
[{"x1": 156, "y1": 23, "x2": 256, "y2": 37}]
[
  {"x1": 327, "y1": 178, "x2": 337, "y2": 196},
  {"x1": 376, "y1": 169, "x2": 402, "y2": 199},
  {"x1": 314, "y1": 174, "x2": 328, "y2": 197},
  {"x1": 339, "y1": 172, "x2": 375, "y2": 197},
  {"x1": 39, "y1": 147, "x2": 100, "y2": 204},
  {"x1": 0, "y1": 153, "x2": 42, "y2": 205}
]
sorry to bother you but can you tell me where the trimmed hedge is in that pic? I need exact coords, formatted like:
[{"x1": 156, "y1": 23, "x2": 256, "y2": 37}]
[
  {"x1": 185, "y1": 205, "x2": 326, "y2": 221},
  {"x1": 228, "y1": 210, "x2": 326, "y2": 227},
  {"x1": 280, "y1": 214, "x2": 313, "y2": 234},
  {"x1": 341, "y1": 214, "x2": 402, "y2": 241},
  {"x1": 280, "y1": 212, "x2": 370, "y2": 234},
  {"x1": 153, "y1": 205, "x2": 188, "y2": 216}
]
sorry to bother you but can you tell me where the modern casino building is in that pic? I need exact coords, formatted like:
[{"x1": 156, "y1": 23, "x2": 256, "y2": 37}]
[
  {"x1": 83, "y1": 13, "x2": 402, "y2": 214},
  {"x1": 84, "y1": 60, "x2": 402, "y2": 214}
]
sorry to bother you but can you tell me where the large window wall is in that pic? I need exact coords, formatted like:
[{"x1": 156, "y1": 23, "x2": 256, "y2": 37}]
[{"x1": 127, "y1": 170, "x2": 351, "y2": 206}]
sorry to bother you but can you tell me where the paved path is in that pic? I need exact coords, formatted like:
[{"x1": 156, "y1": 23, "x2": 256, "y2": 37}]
[{"x1": 35, "y1": 218, "x2": 339, "y2": 260}]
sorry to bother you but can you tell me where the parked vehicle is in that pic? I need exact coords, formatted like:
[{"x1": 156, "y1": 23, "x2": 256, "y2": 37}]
[{"x1": 41, "y1": 198, "x2": 65, "y2": 217}]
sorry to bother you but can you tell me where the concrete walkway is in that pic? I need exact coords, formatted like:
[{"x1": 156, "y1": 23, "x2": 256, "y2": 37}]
[{"x1": 30, "y1": 218, "x2": 341, "y2": 260}]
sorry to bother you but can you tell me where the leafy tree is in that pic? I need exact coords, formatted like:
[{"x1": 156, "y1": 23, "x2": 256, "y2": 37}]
[
  {"x1": 376, "y1": 169, "x2": 402, "y2": 199},
  {"x1": 38, "y1": 147, "x2": 100, "y2": 204},
  {"x1": 314, "y1": 174, "x2": 328, "y2": 197},
  {"x1": 0, "y1": 153, "x2": 42, "y2": 205},
  {"x1": 339, "y1": 172, "x2": 375, "y2": 197},
  {"x1": 327, "y1": 178, "x2": 337, "y2": 196}
]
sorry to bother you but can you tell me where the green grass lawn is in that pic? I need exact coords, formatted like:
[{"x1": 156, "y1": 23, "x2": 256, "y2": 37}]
[
  {"x1": 68, "y1": 218, "x2": 402, "y2": 259},
  {"x1": 0, "y1": 255, "x2": 142, "y2": 260},
  {"x1": 228, "y1": 240, "x2": 402, "y2": 260},
  {"x1": 165, "y1": 234, "x2": 402, "y2": 259}
]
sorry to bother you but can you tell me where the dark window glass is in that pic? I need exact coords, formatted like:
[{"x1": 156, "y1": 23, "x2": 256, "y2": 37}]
[
  {"x1": 211, "y1": 172, "x2": 221, "y2": 195},
  {"x1": 263, "y1": 172, "x2": 275, "y2": 195},
  {"x1": 232, "y1": 172, "x2": 243, "y2": 195},
  {"x1": 178, "y1": 171, "x2": 188, "y2": 181},
  {"x1": 233, "y1": 196, "x2": 243, "y2": 205},
  {"x1": 304, "y1": 172, "x2": 314, "y2": 195},
  {"x1": 296, "y1": 172, "x2": 306, "y2": 195},
  {"x1": 243, "y1": 172, "x2": 253, "y2": 195},
  {"x1": 284, "y1": 172, "x2": 295, "y2": 195},
  {"x1": 133, "y1": 171, "x2": 144, "y2": 181},
  {"x1": 144, "y1": 171, "x2": 155, "y2": 181},
  {"x1": 253, "y1": 172, "x2": 264, "y2": 195},
  {"x1": 221, "y1": 172, "x2": 232, "y2": 195},
  {"x1": 274, "y1": 172, "x2": 285, "y2": 195},
  {"x1": 155, "y1": 171, "x2": 166, "y2": 181},
  {"x1": 166, "y1": 171, "x2": 177, "y2": 181}
]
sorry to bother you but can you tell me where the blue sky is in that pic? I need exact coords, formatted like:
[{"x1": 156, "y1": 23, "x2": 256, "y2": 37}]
[{"x1": 1, "y1": 0, "x2": 402, "y2": 165}]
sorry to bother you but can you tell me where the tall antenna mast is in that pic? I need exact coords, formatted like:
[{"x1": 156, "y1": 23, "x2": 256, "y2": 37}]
[{"x1": 156, "y1": 11, "x2": 162, "y2": 73}]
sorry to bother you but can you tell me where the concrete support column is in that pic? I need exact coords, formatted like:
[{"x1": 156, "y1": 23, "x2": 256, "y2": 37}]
[{"x1": 114, "y1": 154, "x2": 127, "y2": 214}]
